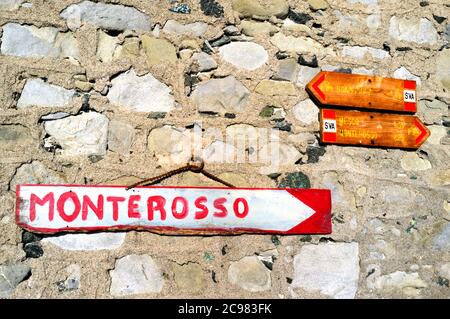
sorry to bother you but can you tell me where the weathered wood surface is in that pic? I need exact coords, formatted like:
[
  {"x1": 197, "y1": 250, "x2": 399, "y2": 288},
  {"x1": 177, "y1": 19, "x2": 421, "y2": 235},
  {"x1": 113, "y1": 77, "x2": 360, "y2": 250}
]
[
  {"x1": 307, "y1": 71, "x2": 417, "y2": 113},
  {"x1": 320, "y1": 109, "x2": 430, "y2": 149}
]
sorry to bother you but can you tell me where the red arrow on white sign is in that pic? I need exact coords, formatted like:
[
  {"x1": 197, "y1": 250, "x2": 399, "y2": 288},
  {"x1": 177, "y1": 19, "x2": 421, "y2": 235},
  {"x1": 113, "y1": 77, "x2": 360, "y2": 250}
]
[{"x1": 16, "y1": 184, "x2": 332, "y2": 235}]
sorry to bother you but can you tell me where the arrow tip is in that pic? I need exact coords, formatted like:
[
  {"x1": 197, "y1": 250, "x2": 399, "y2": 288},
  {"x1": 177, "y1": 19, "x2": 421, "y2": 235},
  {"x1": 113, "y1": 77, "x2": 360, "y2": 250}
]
[
  {"x1": 414, "y1": 119, "x2": 430, "y2": 146},
  {"x1": 285, "y1": 189, "x2": 332, "y2": 234},
  {"x1": 306, "y1": 72, "x2": 326, "y2": 103}
]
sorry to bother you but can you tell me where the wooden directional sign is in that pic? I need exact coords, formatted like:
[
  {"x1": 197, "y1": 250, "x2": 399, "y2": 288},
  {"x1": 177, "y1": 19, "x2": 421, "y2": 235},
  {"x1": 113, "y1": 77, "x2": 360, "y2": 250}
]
[
  {"x1": 16, "y1": 184, "x2": 332, "y2": 235},
  {"x1": 307, "y1": 71, "x2": 417, "y2": 113},
  {"x1": 320, "y1": 109, "x2": 430, "y2": 149}
]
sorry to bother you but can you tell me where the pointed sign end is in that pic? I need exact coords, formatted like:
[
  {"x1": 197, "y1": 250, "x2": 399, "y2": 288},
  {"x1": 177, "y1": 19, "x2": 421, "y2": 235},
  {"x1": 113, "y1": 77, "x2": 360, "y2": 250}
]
[
  {"x1": 306, "y1": 71, "x2": 327, "y2": 104},
  {"x1": 414, "y1": 119, "x2": 430, "y2": 147},
  {"x1": 285, "y1": 189, "x2": 332, "y2": 234}
]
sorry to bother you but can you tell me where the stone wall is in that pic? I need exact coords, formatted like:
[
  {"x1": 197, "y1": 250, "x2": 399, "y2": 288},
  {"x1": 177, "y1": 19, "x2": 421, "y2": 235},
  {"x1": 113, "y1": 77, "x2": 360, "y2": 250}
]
[{"x1": 0, "y1": 0, "x2": 449, "y2": 299}]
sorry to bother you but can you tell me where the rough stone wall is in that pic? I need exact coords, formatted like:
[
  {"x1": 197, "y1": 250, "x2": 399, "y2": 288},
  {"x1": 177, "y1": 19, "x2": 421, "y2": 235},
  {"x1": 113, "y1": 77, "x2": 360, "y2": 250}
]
[{"x1": 0, "y1": 0, "x2": 449, "y2": 299}]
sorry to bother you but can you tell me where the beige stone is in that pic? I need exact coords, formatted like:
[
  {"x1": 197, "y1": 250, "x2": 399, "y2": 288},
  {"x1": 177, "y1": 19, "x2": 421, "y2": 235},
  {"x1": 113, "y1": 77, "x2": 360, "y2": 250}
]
[
  {"x1": 308, "y1": 0, "x2": 329, "y2": 11},
  {"x1": 172, "y1": 263, "x2": 207, "y2": 293},
  {"x1": 232, "y1": 0, "x2": 289, "y2": 19},
  {"x1": 74, "y1": 80, "x2": 93, "y2": 92},
  {"x1": 180, "y1": 39, "x2": 200, "y2": 50},
  {"x1": 430, "y1": 170, "x2": 450, "y2": 188},
  {"x1": 97, "y1": 30, "x2": 121, "y2": 63},
  {"x1": 141, "y1": 35, "x2": 177, "y2": 65},
  {"x1": 400, "y1": 153, "x2": 431, "y2": 171},
  {"x1": 241, "y1": 20, "x2": 278, "y2": 36},
  {"x1": 254, "y1": 79, "x2": 296, "y2": 96},
  {"x1": 0, "y1": 125, "x2": 33, "y2": 149},
  {"x1": 228, "y1": 256, "x2": 271, "y2": 292},
  {"x1": 436, "y1": 49, "x2": 450, "y2": 90},
  {"x1": 270, "y1": 33, "x2": 332, "y2": 56},
  {"x1": 179, "y1": 49, "x2": 194, "y2": 60},
  {"x1": 426, "y1": 126, "x2": 446, "y2": 145},
  {"x1": 120, "y1": 38, "x2": 140, "y2": 58}
]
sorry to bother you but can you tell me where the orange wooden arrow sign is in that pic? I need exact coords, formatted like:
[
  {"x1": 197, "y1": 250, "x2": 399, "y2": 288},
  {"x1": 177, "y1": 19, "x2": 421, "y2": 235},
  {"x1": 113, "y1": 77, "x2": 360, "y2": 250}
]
[
  {"x1": 320, "y1": 109, "x2": 430, "y2": 149},
  {"x1": 307, "y1": 71, "x2": 417, "y2": 113}
]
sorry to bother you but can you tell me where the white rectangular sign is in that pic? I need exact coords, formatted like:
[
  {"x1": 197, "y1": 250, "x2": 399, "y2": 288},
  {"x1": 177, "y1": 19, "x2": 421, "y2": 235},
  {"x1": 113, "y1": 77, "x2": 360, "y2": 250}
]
[{"x1": 16, "y1": 184, "x2": 332, "y2": 235}]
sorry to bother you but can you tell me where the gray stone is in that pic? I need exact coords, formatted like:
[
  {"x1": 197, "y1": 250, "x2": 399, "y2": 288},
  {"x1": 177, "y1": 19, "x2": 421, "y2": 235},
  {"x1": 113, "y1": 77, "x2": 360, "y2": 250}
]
[
  {"x1": 232, "y1": 0, "x2": 289, "y2": 19},
  {"x1": 341, "y1": 46, "x2": 389, "y2": 60},
  {"x1": 40, "y1": 112, "x2": 71, "y2": 121},
  {"x1": 432, "y1": 223, "x2": 450, "y2": 251},
  {"x1": 296, "y1": 66, "x2": 320, "y2": 87},
  {"x1": 320, "y1": 172, "x2": 353, "y2": 208},
  {"x1": 0, "y1": 125, "x2": 33, "y2": 149},
  {"x1": 273, "y1": 58, "x2": 299, "y2": 82},
  {"x1": 60, "y1": 1, "x2": 151, "y2": 31},
  {"x1": 0, "y1": 0, "x2": 24, "y2": 10},
  {"x1": 10, "y1": 161, "x2": 65, "y2": 190},
  {"x1": 224, "y1": 25, "x2": 240, "y2": 35},
  {"x1": 107, "y1": 120, "x2": 135, "y2": 155},
  {"x1": 1, "y1": 23, "x2": 58, "y2": 58},
  {"x1": 389, "y1": 17, "x2": 438, "y2": 45},
  {"x1": 202, "y1": 140, "x2": 237, "y2": 164},
  {"x1": 17, "y1": 78, "x2": 75, "y2": 108},
  {"x1": 292, "y1": 242, "x2": 360, "y2": 299},
  {"x1": 418, "y1": 99, "x2": 448, "y2": 125},
  {"x1": 107, "y1": 69, "x2": 174, "y2": 113},
  {"x1": 333, "y1": 10, "x2": 360, "y2": 29},
  {"x1": 191, "y1": 76, "x2": 250, "y2": 114},
  {"x1": 436, "y1": 49, "x2": 450, "y2": 90},
  {"x1": 163, "y1": 20, "x2": 208, "y2": 37},
  {"x1": 57, "y1": 264, "x2": 80, "y2": 292},
  {"x1": 42, "y1": 233, "x2": 126, "y2": 251},
  {"x1": 367, "y1": 183, "x2": 426, "y2": 219},
  {"x1": 228, "y1": 256, "x2": 271, "y2": 292},
  {"x1": 44, "y1": 112, "x2": 109, "y2": 156},
  {"x1": 293, "y1": 99, "x2": 319, "y2": 125},
  {"x1": 366, "y1": 14, "x2": 381, "y2": 29},
  {"x1": 426, "y1": 126, "x2": 446, "y2": 145},
  {"x1": 173, "y1": 263, "x2": 206, "y2": 293},
  {"x1": 400, "y1": 153, "x2": 431, "y2": 171},
  {"x1": 191, "y1": 52, "x2": 218, "y2": 72},
  {"x1": 438, "y1": 263, "x2": 450, "y2": 281},
  {"x1": 147, "y1": 125, "x2": 196, "y2": 166},
  {"x1": 219, "y1": 42, "x2": 268, "y2": 70},
  {"x1": 0, "y1": 23, "x2": 79, "y2": 59},
  {"x1": 393, "y1": 67, "x2": 421, "y2": 85},
  {"x1": 347, "y1": 0, "x2": 377, "y2": 4},
  {"x1": 110, "y1": 254, "x2": 164, "y2": 296},
  {"x1": 0, "y1": 264, "x2": 31, "y2": 298},
  {"x1": 259, "y1": 142, "x2": 301, "y2": 174}
]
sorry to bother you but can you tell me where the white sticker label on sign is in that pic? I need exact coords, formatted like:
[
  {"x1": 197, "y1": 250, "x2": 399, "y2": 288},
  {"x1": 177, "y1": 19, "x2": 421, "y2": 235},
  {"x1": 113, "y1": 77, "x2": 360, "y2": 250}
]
[
  {"x1": 323, "y1": 119, "x2": 337, "y2": 133},
  {"x1": 404, "y1": 90, "x2": 416, "y2": 103}
]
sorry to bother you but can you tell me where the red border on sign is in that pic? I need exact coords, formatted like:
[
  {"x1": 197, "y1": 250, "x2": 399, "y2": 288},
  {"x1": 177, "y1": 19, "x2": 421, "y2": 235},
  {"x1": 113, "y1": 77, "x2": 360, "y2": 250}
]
[
  {"x1": 321, "y1": 109, "x2": 337, "y2": 143},
  {"x1": 322, "y1": 109, "x2": 336, "y2": 119},
  {"x1": 403, "y1": 80, "x2": 417, "y2": 112},
  {"x1": 15, "y1": 184, "x2": 332, "y2": 235}
]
